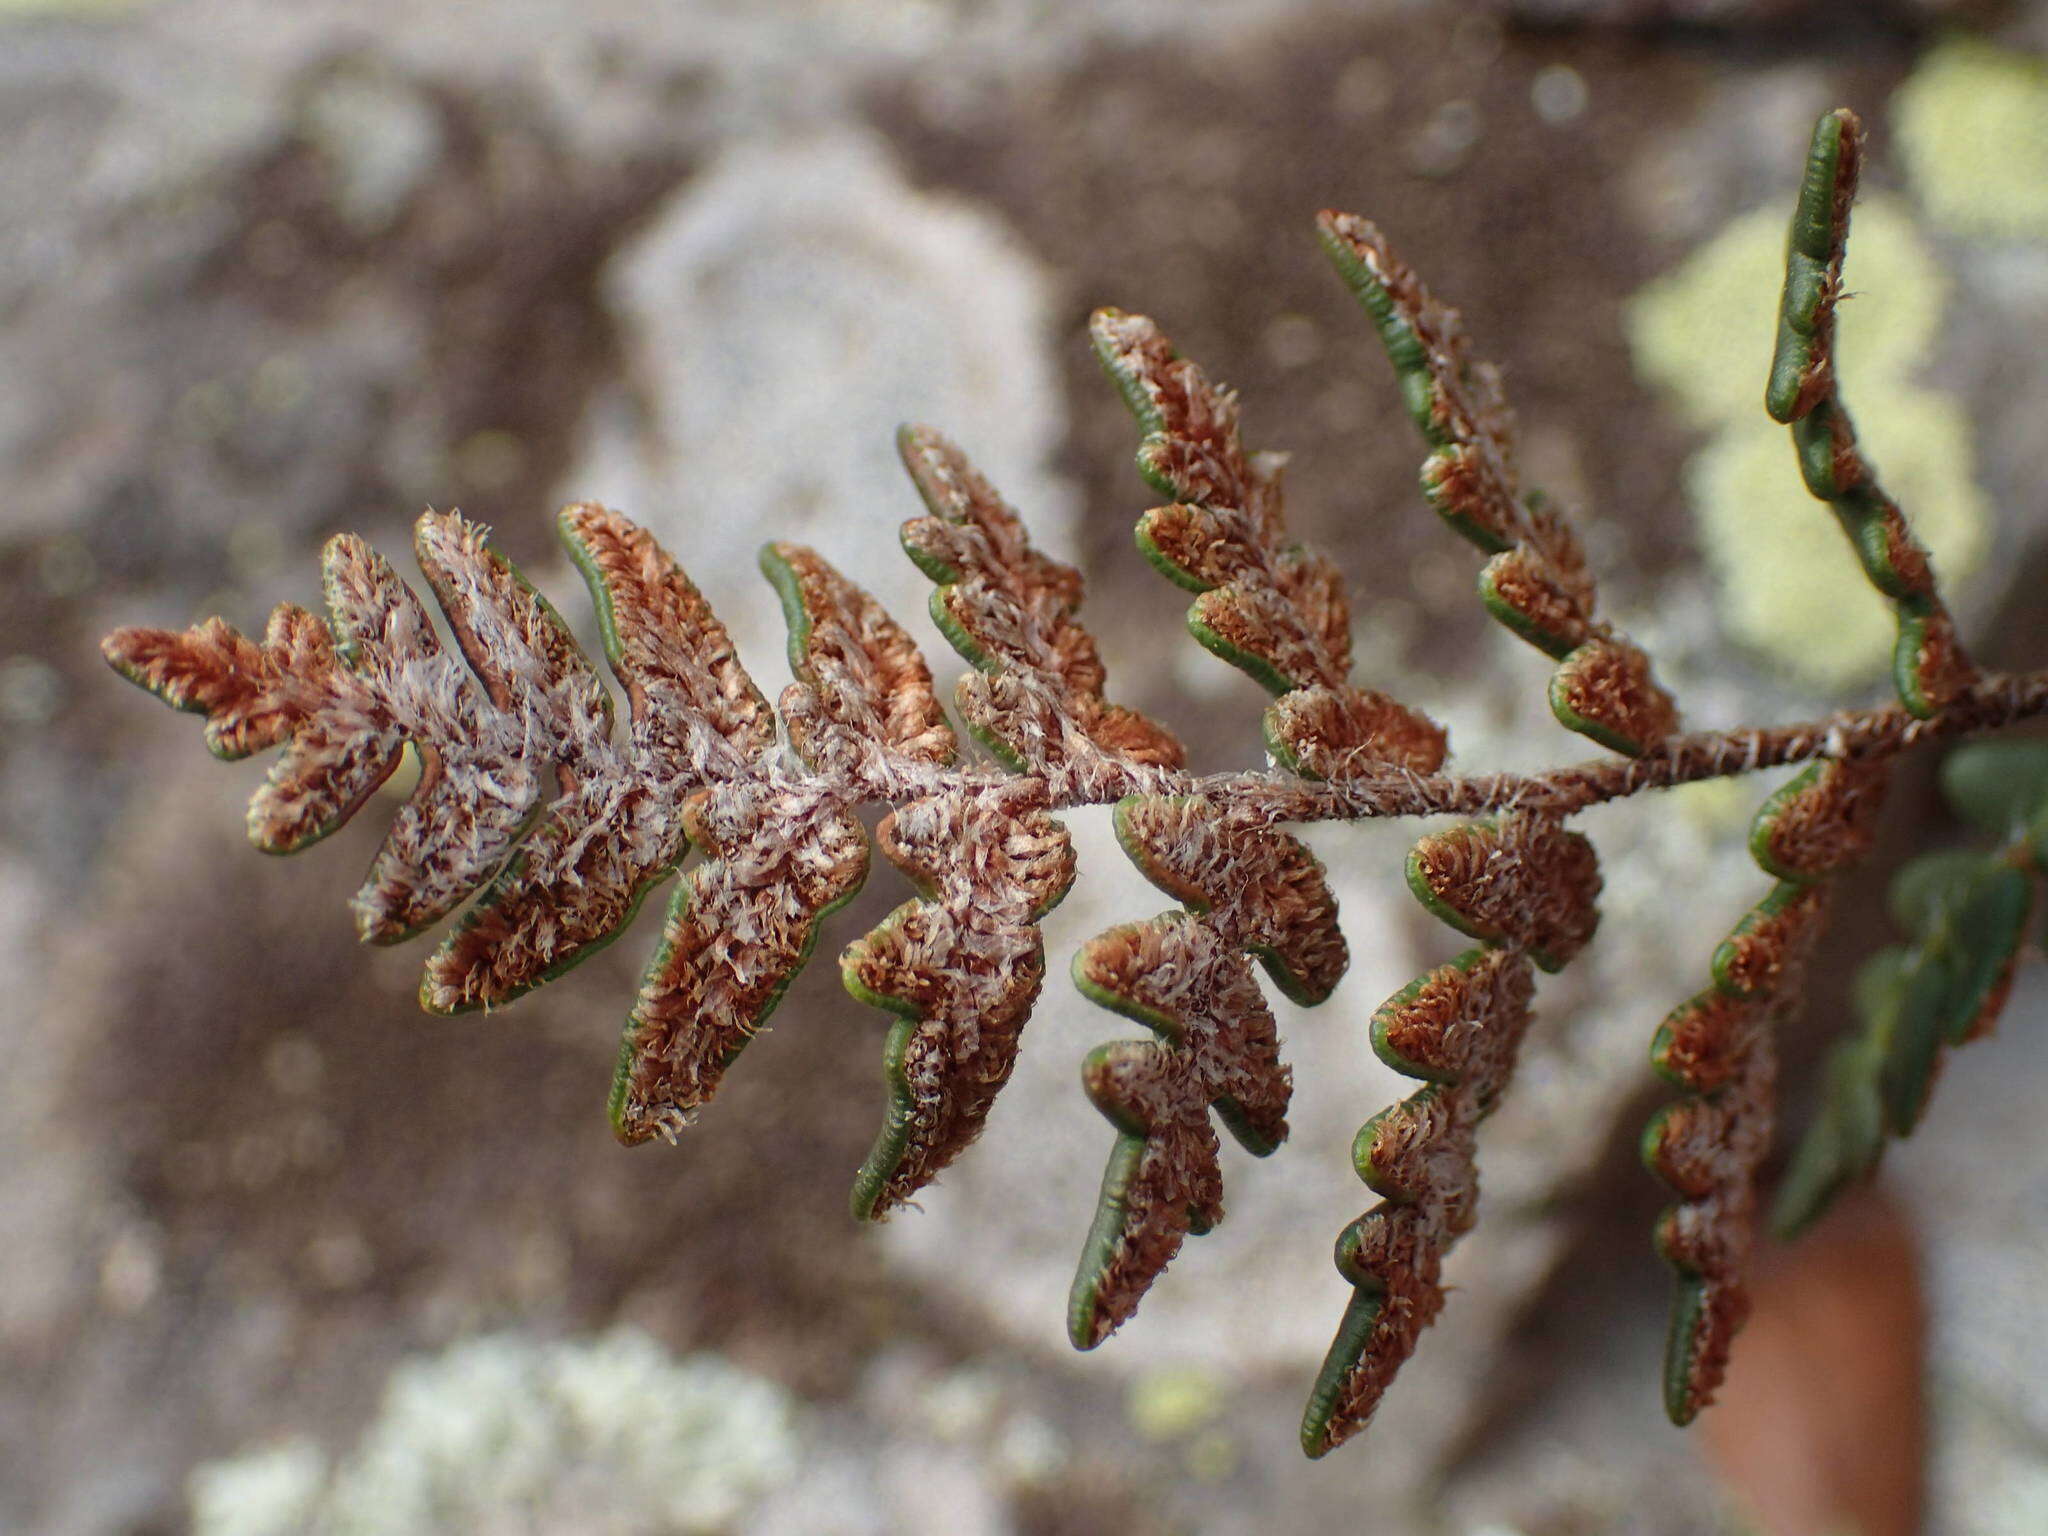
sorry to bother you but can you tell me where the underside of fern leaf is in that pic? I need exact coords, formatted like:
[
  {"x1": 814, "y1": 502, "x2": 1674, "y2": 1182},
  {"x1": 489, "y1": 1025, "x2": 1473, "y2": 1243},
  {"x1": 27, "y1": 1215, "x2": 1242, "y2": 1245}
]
[
  {"x1": 1630, "y1": 104, "x2": 2017, "y2": 1430},
  {"x1": 1317, "y1": 211, "x2": 1679, "y2": 757},
  {"x1": 1303, "y1": 814, "x2": 1599, "y2": 1457},
  {"x1": 103, "y1": 104, "x2": 2048, "y2": 1461},
  {"x1": 1641, "y1": 756, "x2": 1888, "y2": 1423},
  {"x1": 1067, "y1": 310, "x2": 1434, "y2": 1352}
]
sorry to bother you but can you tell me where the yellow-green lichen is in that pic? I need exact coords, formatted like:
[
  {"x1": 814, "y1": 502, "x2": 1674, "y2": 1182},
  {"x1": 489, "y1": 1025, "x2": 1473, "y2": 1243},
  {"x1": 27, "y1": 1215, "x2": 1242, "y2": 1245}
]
[
  {"x1": 1685, "y1": 391, "x2": 1986, "y2": 689},
  {"x1": 1626, "y1": 195, "x2": 1988, "y2": 691},
  {"x1": 1665, "y1": 777, "x2": 1757, "y2": 836},
  {"x1": 1894, "y1": 38, "x2": 2048, "y2": 243},
  {"x1": 1126, "y1": 1363, "x2": 1225, "y2": 1441}
]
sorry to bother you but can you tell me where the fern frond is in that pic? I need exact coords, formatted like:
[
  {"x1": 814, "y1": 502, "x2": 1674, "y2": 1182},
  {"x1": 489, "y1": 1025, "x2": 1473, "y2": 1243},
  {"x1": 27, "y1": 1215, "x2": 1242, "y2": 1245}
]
[
  {"x1": 1303, "y1": 813, "x2": 1597, "y2": 1457},
  {"x1": 842, "y1": 784, "x2": 1075, "y2": 1218},
  {"x1": 763, "y1": 538, "x2": 957, "y2": 779},
  {"x1": 1064, "y1": 310, "x2": 1410, "y2": 1348},
  {"x1": 1403, "y1": 815, "x2": 1602, "y2": 973},
  {"x1": 611, "y1": 533, "x2": 965, "y2": 1151},
  {"x1": 1318, "y1": 213, "x2": 1679, "y2": 757},
  {"x1": 426, "y1": 504, "x2": 772, "y2": 1014},
  {"x1": 1090, "y1": 309, "x2": 1446, "y2": 778},
  {"x1": 1066, "y1": 794, "x2": 1343, "y2": 1347},
  {"x1": 1766, "y1": 107, "x2": 1975, "y2": 718},
  {"x1": 1642, "y1": 102, "x2": 1992, "y2": 1386},
  {"x1": 1301, "y1": 949, "x2": 1535, "y2": 1457},
  {"x1": 611, "y1": 776, "x2": 870, "y2": 1144},
  {"x1": 849, "y1": 424, "x2": 1172, "y2": 1217},
  {"x1": 1642, "y1": 757, "x2": 1887, "y2": 1422},
  {"x1": 590, "y1": 529, "x2": 949, "y2": 1147},
  {"x1": 99, "y1": 104, "x2": 2048, "y2": 1464},
  {"x1": 107, "y1": 513, "x2": 618, "y2": 948},
  {"x1": 103, "y1": 605, "x2": 340, "y2": 762},
  {"x1": 899, "y1": 424, "x2": 1182, "y2": 781}
]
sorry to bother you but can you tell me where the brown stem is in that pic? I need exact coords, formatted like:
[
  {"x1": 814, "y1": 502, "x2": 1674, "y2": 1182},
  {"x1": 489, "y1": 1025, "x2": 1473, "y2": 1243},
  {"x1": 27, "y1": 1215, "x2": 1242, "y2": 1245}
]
[
  {"x1": 868, "y1": 669, "x2": 2048, "y2": 824},
  {"x1": 1235, "y1": 669, "x2": 2048, "y2": 825}
]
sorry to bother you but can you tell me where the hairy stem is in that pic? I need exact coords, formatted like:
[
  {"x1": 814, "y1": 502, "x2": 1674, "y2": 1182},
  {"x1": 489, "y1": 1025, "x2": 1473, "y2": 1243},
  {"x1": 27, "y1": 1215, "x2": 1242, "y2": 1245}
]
[{"x1": 873, "y1": 668, "x2": 2048, "y2": 824}]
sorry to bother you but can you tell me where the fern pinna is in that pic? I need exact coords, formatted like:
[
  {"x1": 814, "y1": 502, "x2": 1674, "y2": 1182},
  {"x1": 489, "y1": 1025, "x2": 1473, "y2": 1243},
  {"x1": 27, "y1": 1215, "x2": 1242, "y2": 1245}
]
[{"x1": 103, "y1": 110, "x2": 2048, "y2": 1456}]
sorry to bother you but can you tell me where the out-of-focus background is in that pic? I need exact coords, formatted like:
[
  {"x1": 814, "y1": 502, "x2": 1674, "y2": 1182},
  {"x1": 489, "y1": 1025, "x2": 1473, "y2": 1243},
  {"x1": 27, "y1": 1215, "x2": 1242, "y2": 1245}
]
[{"x1": 6, "y1": 1, "x2": 2048, "y2": 1532}]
